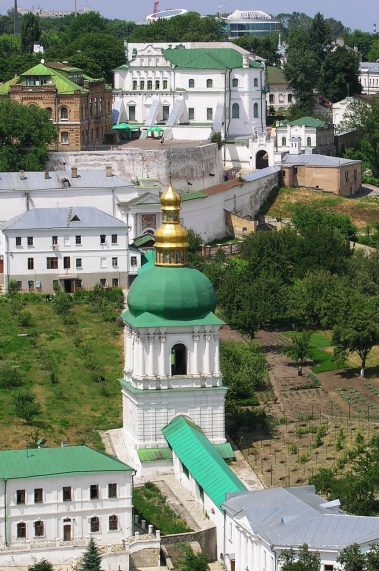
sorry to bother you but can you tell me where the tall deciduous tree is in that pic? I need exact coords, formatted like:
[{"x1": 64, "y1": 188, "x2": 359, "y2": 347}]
[
  {"x1": 0, "y1": 100, "x2": 56, "y2": 171},
  {"x1": 319, "y1": 46, "x2": 361, "y2": 102},
  {"x1": 280, "y1": 544, "x2": 321, "y2": 571},
  {"x1": 282, "y1": 331, "x2": 312, "y2": 375},
  {"x1": 20, "y1": 13, "x2": 41, "y2": 54},
  {"x1": 341, "y1": 98, "x2": 379, "y2": 176},
  {"x1": 333, "y1": 296, "x2": 379, "y2": 377}
]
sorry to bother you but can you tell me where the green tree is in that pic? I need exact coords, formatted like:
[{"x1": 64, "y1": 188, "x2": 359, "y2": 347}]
[
  {"x1": 280, "y1": 544, "x2": 321, "y2": 571},
  {"x1": 0, "y1": 100, "x2": 56, "y2": 171},
  {"x1": 319, "y1": 46, "x2": 361, "y2": 102},
  {"x1": 220, "y1": 340, "x2": 267, "y2": 403},
  {"x1": 309, "y1": 12, "x2": 332, "y2": 66},
  {"x1": 344, "y1": 30, "x2": 376, "y2": 60},
  {"x1": 284, "y1": 38, "x2": 319, "y2": 115},
  {"x1": 367, "y1": 40, "x2": 379, "y2": 62},
  {"x1": 78, "y1": 538, "x2": 102, "y2": 571},
  {"x1": 176, "y1": 544, "x2": 208, "y2": 571},
  {"x1": 12, "y1": 391, "x2": 41, "y2": 423},
  {"x1": 20, "y1": 13, "x2": 41, "y2": 54},
  {"x1": 234, "y1": 34, "x2": 280, "y2": 65},
  {"x1": 333, "y1": 296, "x2": 379, "y2": 377},
  {"x1": 129, "y1": 12, "x2": 225, "y2": 43},
  {"x1": 28, "y1": 560, "x2": 54, "y2": 571},
  {"x1": 291, "y1": 204, "x2": 357, "y2": 242},
  {"x1": 337, "y1": 544, "x2": 366, "y2": 571},
  {"x1": 366, "y1": 544, "x2": 379, "y2": 571},
  {"x1": 282, "y1": 332, "x2": 312, "y2": 375},
  {"x1": 67, "y1": 33, "x2": 125, "y2": 83}
]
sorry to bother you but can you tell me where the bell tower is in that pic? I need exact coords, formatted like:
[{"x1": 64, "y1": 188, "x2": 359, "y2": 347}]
[{"x1": 120, "y1": 184, "x2": 227, "y2": 462}]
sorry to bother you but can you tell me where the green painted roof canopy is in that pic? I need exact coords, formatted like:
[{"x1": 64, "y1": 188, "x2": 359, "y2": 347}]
[
  {"x1": 163, "y1": 48, "x2": 263, "y2": 70},
  {"x1": 124, "y1": 265, "x2": 223, "y2": 328},
  {"x1": 162, "y1": 416, "x2": 246, "y2": 509},
  {"x1": 0, "y1": 445, "x2": 133, "y2": 480},
  {"x1": 288, "y1": 116, "x2": 327, "y2": 128}
]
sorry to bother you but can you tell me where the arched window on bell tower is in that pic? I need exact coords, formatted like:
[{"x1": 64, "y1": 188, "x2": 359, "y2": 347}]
[{"x1": 170, "y1": 344, "x2": 187, "y2": 376}]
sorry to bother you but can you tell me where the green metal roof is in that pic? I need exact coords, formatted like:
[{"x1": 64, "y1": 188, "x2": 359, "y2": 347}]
[
  {"x1": 267, "y1": 66, "x2": 287, "y2": 85},
  {"x1": 163, "y1": 48, "x2": 262, "y2": 70},
  {"x1": 180, "y1": 192, "x2": 207, "y2": 201},
  {"x1": 0, "y1": 445, "x2": 133, "y2": 480},
  {"x1": 123, "y1": 309, "x2": 223, "y2": 328},
  {"x1": 0, "y1": 76, "x2": 19, "y2": 96},
  {"x1": 288, "y1": 116, "x2": 327, "y2": 128},
  {"x1": 133, "y1": 233, "x2": 156, "y2": 247},
  {"x1": 137, "y1": 443, "x2": 235, "y2": 463},
  {"x1": 162, "y1": 416, "x2": 246, "y2": 509}
]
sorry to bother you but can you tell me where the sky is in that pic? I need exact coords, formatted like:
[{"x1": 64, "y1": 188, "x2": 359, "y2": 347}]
[{"x1": 1, "y1": 0, "x2": 378, "y2": 32}]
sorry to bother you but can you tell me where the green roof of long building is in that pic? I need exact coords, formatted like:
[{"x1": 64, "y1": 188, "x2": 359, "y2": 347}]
[
  {"x1": 163, "y1": 48, "x2": 263, "y2": 70},
  {"x1": 162, "y1": 416, "x2": 246, "y2": 510},
  {"x1": 0, "y1": 445, "x2": 133, "y2": 480}
]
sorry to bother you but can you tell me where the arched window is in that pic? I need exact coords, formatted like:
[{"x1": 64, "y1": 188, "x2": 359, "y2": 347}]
[
  {"x1": 307, "y1": 137, "x2": 312, "y2": 146},
  {"x1": 288, "y1": 93, "x2": 293, "y2": 103},
  {"x1": 206, "y1": 79, "x2": 213, "y2": 88},
  {"x1": 90, "y1": 516, "x2": 100, "y2": 533},
  {"x1": 60, "y1": 106, "x2": 68, "y2": 120},
  {"x1": 232, "y1": 78, "x2": 238, "y2": 87},
  {"x1": 17, "y1": 522, "x2": 26, "y2": 539},
  {"x1": 281, "y1": 136, "x2": 286, "y2": 146},
  {"x1": 232, "y1": 103, "x2": 240, "y2": 119},
  {"x1": 188, "y1": 79, "x2": 194, "y2": 88},
  {"x1": 269, "y1": 94, "x2": 274, "y2": 104},
  {"x1": 34, "y1": 520, "x2": 44, "y2": 537},
  {"x1": 254, "y1": 78, "x2": 258, "y2": 87},
  {"x1": 147, "y1": 80, "x2": 152, "y2": 90},
  {"x1": 253, "y1": 103, "x2": 259, "y2": 118},
  {"x1": 109, "y1": 515, "x2": 118, "y2": 531},
  {"x1": 170, "y1": 344, "x2": 187, "y2": 376},
  {"x1": 46, "y1": 107, "x2": 52, "y2": 119}
]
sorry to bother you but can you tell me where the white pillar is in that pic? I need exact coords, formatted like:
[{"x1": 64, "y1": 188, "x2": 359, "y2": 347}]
[
  {"x1": 147, "y1": 336, "x2": 154, "y2": 377},
  {"x1": 191, "y1": 334, "x2": 200, "y2": 375},
  {"x1": 214, "y1": 332, "x2": 220, "y2": 375},
  {"x1": 203, "y1": 333, "x2": 211, "y2": 375},
  {"x1": 159, "y1": 335, "x2": 166, "y2": 376},
  {"x1": 138, "y1": 336, "x2": 145, "y2": 377}
]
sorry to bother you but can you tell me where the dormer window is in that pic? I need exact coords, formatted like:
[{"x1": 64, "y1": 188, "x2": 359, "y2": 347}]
[
  {"x1": 61, "y1": 178, "x2": 71, "y2": 188},
  {"x1": 71, "y1": 214, "x2": 80, "y2": 222}
]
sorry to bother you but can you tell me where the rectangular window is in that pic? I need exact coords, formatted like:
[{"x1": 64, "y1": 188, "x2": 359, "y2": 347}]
[
  {"x1": 111, "y1": 234, "x2": 118, "y2": 244},
  {"x1": 16, "y1": 490, "x2": 26, "y2": 505},
  {"x1": 100, "y1": 235, "x2": 106, "y2": 245},
  {"x1": 52, "y1": 236, "x2": 58, "y2": 245},
  {"x1": 34, "y1": 521, "x2": 44, "y2": 537},
  {"x1": 188, "y1": 108, "x2": 194, "y2": 120},
  {"x1": 147, "y1": 80, "x2": 152, "y2": 90},
  {"x1": 112, "y1": 278, "x2": 119, "y2": 288},
  {"x1": 16, "y1": 281, "x2": 22, "y2": 291},
  {"x1": 28, "y1": 280, "x2": 34, "y2": 291},
  {"x1": 100, "y1": 278, "x2": 107, "y2": 287},
  {"x1": 163, "y1": 80, "x2": 168, "y2": 89},
  {"x1": 27, "y1": 236, "x2": 34, "y2": 246},
  {"x1": 162, "y1": 105, "x2": 170, "y2": 121},
  {"x1": 207, "y1": 108, "x2": 213, "y2": 120},
  {"x1": 101, "y1": 257, "x2": 107, "y2": 268},
  {"x1": 63, "y1": 256, "x2": 70, "y2": 269},
  {"x1": 324, "y1": 566, "x2": 334, "y2": 571},
  {"x1": 132, "y1": 80, "x2": 137, "y2": 90},
  {"x1": 75, "y1": 235, "x2": 81, "y2": 245},
  {"x1": 60, "y1": 132, "x2": 69, "y2": 144},
  {"x1": 112, "y1": 257, "x2": 118, "y2": 268},
  {"x1": 16, "y1": 237, "x2": 22, "y2": 247},
  {"x1": 90, "y1": 484, "x2": 99, "y2": 499},
  {"x1": 34, "y1": 488, "x2": 43, "y2": 503},
  {"x1": 131, "y1": 256, "x2": 137, "y2": 268},
  {"x1": 108, "y1": 483, "x2": 117, "y2": 498},
  {"x1": 63, "y1": 486, "x2": 72, "y2": 501},
  {"x1": 155, "y1": 80, "x2": 160, "y2": 90},
  {"x1": 76, "y1": 258, "x2": 82, "y2": 269},
  {"x1": 46, "y1": 257, "x2": 58, "y2": 270},
  {"x1": 109, "y1": 515, "x2": 118, "y2": 531},
  {"x1": 139, "y1": 80, "x2": 145, "y2": 90},
  {"x1": 17, "y1": 522, "x2": 26, "y2": 538},
  {"x1": 27, "y1": 258, "x2": 34, "y2": 270},
  {"x1": 129, "y1": 105, "x2": 136, "y2": 121}
]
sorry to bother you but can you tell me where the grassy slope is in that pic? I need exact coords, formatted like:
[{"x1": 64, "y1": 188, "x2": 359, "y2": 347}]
[
  {"x1": 0, "y1": 299, "x2": 123, "y2": 450},
  {"x1": 265, "y1": 187, "x2": 379, "y2": 229}
]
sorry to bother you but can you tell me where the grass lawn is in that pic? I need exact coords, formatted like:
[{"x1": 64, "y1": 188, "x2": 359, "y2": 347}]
[
  {"x1": 133, "y1": 482, "x2": 191, "y2": 534},
  {"x1": 264, "y1": 187, "x2": 379, "y2": 229},
  {"x1": 0, "y1": 293, "x2": 123, "y2": 450},
  {"x1": 284, "y1": 331, "x2": 346, "y2": 373}
]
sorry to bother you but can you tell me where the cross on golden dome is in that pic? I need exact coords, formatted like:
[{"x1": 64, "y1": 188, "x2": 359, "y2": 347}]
[{"x1": 154, "y1": 183, "x2": 189, "y2": 267}]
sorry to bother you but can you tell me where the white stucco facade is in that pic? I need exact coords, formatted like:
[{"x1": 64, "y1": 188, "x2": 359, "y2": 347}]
[
  {"x1": 359, "y1": 61, "x2": 379, "y2": 95},
  {"x1": 121, "y1": 324, "x2": 226, "y2": 451},
  {"x1": 114, "y1": 42, "x2": 266, "y2": 140},
  {"x1": 275, "y1": 120, "x2": 335, "y2": 155}
]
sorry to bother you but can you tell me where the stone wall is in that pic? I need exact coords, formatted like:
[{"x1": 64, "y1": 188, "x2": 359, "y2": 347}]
[
  {"x1": 161, "y1": 527, "x2": 217, "y2": 562},
  {"x1": 47, "y1": 144, "x2": 223, "y2": 192}
]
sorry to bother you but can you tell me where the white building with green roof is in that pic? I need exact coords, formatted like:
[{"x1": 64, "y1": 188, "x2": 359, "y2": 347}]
[
  {"x1": 0, "y1": 445, "x2": 136, "y2": 567},
  {"x1": 114, "y1": 42, "x2": 266, "y2": 141}
]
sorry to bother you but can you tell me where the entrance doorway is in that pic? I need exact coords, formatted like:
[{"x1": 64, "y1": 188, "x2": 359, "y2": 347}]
[
  {"x1": 63, "y1": 522, "x2": 72, "y2": 541},
  {"x1": 170, "y1": 344, "x2": 187, "y2": 376},
  {"x1": 256, "y1": 149, "x2": 269, "y2": 169},
  {"x1": 63, "y1": 279, "x2": 74, "y2": 293}
]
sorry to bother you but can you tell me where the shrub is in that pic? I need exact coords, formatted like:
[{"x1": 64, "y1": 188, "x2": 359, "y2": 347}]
[
  {"x1": 18, "y1": 309, "x2": 32, "y2": 327},
  {"x1": 0, "y1": 362, "x2": 23, "y2": 389},
  {"x1": 12, "y1": 391, "x2": 41, "y2": 423}
]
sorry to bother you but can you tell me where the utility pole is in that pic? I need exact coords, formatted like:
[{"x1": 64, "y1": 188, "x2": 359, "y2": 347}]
[{"x1": 14, "y1": 0, "x2": 19, "y2": 34}]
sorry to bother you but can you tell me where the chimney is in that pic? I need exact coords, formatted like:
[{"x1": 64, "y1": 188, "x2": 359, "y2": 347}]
[
  {"x1": 106, "y1": 165, "x2": 113, "y2": 177},
  {"x1": 44, "y1": 171, "x2": 50, "y2": 179},
  {"x1": 243, "y1": 53, "x2": 250, "y2": 68},
  {"x1": 20, "y1": 170, "x2": 26, "y2": 180},
  {"x1": 71, "y1": 166, "x2": 78, "y2": 178}
]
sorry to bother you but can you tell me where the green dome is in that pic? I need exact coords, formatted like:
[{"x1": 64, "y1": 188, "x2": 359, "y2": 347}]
[{"x1": 127, "y1": 265, "x2": 217, "y2": 321}]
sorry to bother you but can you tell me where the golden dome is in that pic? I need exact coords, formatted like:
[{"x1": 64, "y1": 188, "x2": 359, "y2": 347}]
[{"x1": 154, "y1": 182, "x2": 189, "y2": 267}]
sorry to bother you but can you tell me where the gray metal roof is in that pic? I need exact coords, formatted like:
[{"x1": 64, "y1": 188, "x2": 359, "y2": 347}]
[
  {"x1": 281, "y1": 154, "x2": 361, "y2": 167},
  {"x1": 3, "y1": 207, "x2": 127, "y2": 231},
  {"x1": 360, "y1": 62, "x2": 379, "y2": 73},
  {"x1": 241, "y1": 165, "x2": 281, "y2": 182},
  {"x1": 0, "y1": 170, "x2": 134, "y2": 192},
  {"x1": 223, "y1": 486, "x2": 379, "y2": 549}
]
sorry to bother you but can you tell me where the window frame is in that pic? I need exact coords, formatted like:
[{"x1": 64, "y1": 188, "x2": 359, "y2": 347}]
[
  {"x1": 206, "y1": 79, "x2": 213, "y2": 88},
  {"x1": 63, "y1": 486, "x2": 72, "y2": 502},
  {"x1": 16, "y1": 489, "x2": 26, "y2": 505},
  {"x1": 75, "y1": 258, "x2": 82, "y2": 269},
  {"x1": 100, "y1": 234, "x2": 106, "y2": 245},
  {"x1": 188, "y1": 79, "x2": 195, "y2": 88},
  {"x1": 90, "y1": 484, "x2": 99, "y2": 500},
  {"x1": 90, "y1": 516, "x2": 100, "y2": 533},
  {"x1": 34, "y1": 520, "x2": 44, "y2": 538},
  {"x1": 111, "y1": 234, "x2": 118, "y2": 245},
  {"x1": 34, "y1": 488, "x2": 43, "y2": 504},
  {"x1": 112, "y1": 257, "x2": 118, "y2": 268},
  {"x1": 27, "y1": 236, "x2": 34, "y2": 247},
  {"x1": 108, "y1": 483, "x2": 117, "y2": 498},
  {"x1": 27, "y1": 257, "x2": 34, "y2": 271},
  {"x1": 16, "y1": 237, "x2": 22, "y2": 247},
  {"x1": 46, "y1": 257, "x2": 58, "y2": 270},
  {"x1": 109, "y1": 514, "x2": 118, "y2": 531},
  {"x1": 17, "y1": 521, "x2": 26, "y2": 539}
]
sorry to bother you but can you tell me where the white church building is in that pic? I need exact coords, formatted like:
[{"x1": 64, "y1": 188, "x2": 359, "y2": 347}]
[{"x1": 114, "y1": 42, "x2": 267, "y2": 141}]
